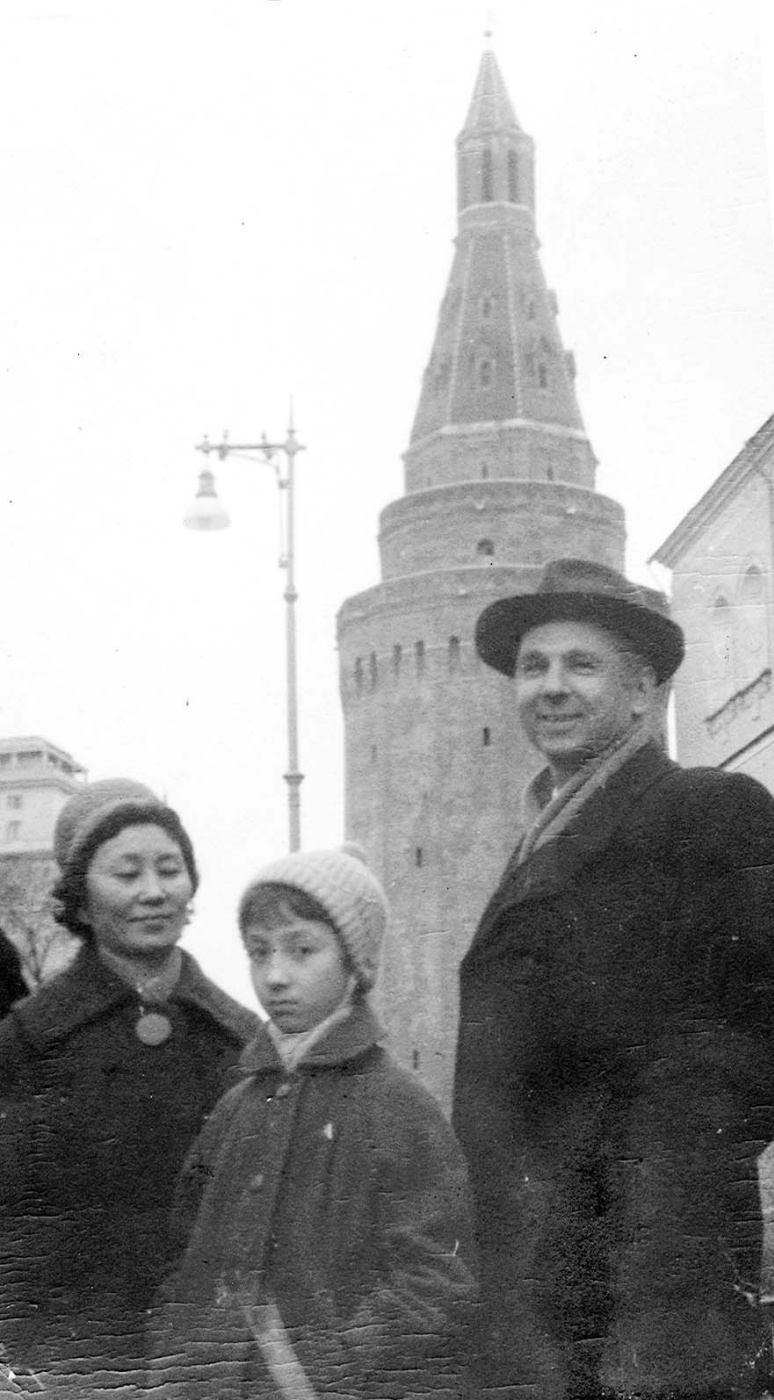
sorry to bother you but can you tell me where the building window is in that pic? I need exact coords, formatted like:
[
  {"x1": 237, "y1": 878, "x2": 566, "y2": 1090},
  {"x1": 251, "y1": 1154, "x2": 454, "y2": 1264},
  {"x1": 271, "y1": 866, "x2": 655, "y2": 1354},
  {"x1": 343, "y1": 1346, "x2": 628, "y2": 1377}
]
[
  {"x1": 483, "y1": 727, "x2": 491, "y2": 746},
  {"x1": 6, "y1": 795, "x2": 22, "y2": 810},
  {"x1": 481, "y1": 295, "x2": 492, "y2": 319},
  {"x1": 354, "y1": 658, "x2": 364, "y2": 693},
  {"x1": 449, "y1": 636, "x2": 461, "y2": 671},
  {"x1": 546, "y1": 465, "x2": 555, "y2": 481},
  {"x1": 538, "y1": 364, "x2": 548, "y2": 389},
  {"x1": 481, "y1": 147, "x2": 494, "y2": 202},
  {"x1": 412, "y1": 1050, "x2": 420, "y2": 1070},
  {"x1": 527, "y1": 297, "x2": 536, "y2": 321},
  {"x1": 508, "y1": 149, "x2": 519, "y2": 202},
  {"x1": 369, "y1": 652, "x2": 378, "y2": 689},
  {"x1": 370, "y1": 745, "x2": 378, "y2": 765},
  {"x1": 6, "y1": 822, "x2": 21, "y2": 841},
  {"x1": 481, "y1": 464, "x2": 489, "y2": 479},
  {"x1": 477, "y1": 539, "x2": 495, "y2": 557},
  {"x1": 479, "y1": 359, "x2": 493, "y2": 388},
  {"x1": 737, "y1": 563, "x2": 768, "y2": 681},
  {"x1": 415, "y1": 640, "x2": 425, "y2": 676},
  {"x1": 415, "y1": 847, "x2": 423, "y2": 868},
  {"x1": 392, "y1": 643, "x2": 402, "y2": 676}
]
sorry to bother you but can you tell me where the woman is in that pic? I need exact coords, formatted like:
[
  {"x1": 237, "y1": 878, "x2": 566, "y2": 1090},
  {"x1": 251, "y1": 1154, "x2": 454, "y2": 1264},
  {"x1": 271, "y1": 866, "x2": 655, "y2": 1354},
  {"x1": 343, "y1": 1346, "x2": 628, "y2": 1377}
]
[{"x1": 0, "y1": 778, "x2": 257, "y2": 1393}]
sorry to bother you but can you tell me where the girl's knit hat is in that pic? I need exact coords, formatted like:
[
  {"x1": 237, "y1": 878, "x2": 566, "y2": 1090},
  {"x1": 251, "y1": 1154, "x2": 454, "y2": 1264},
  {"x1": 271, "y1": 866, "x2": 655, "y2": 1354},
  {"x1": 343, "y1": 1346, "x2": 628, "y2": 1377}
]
[{"x1": 238, "y1": 843, "x2": 389, "y2": 991}]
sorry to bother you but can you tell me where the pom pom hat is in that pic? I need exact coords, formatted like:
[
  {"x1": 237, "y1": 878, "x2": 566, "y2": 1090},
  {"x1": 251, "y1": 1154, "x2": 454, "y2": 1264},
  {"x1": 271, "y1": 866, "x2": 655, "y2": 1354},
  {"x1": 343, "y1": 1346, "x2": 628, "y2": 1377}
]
[{"x1": 238, "y1": 843, "x2": 389, "y2": 992}]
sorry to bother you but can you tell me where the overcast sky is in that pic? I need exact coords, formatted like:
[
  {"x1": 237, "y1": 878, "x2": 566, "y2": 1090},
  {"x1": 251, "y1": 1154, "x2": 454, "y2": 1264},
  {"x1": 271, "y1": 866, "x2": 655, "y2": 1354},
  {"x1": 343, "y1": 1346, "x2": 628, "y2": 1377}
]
[{"x1": 1, "y1": 0, "x2": 773, "y2": 1000}]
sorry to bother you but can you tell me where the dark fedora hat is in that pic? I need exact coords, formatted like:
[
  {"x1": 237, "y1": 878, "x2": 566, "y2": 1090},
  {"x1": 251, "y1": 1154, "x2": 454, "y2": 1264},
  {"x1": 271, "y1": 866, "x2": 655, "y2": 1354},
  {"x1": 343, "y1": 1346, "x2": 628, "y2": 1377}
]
[{"x1": 475, "y1": 558, "x2": 685, "y2": 684}]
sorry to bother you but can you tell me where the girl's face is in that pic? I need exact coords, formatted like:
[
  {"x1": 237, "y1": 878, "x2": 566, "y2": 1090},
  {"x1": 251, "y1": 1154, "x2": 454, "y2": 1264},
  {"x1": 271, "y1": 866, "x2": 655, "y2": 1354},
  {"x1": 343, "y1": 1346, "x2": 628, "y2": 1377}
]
[
  {"x1": 244, "y1": 913, "x2": 351, "y2": 1032},
  {"x1": 80, "y1": 823, "x2": 193, "y2": 962}
]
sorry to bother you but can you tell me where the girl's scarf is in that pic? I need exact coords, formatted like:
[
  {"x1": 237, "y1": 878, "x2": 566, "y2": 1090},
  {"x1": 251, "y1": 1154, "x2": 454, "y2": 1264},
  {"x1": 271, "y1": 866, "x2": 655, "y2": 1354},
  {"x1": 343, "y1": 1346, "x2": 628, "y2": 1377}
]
[{"x1": 267, "y1": 979, "x2": 356, "y2": 1073}]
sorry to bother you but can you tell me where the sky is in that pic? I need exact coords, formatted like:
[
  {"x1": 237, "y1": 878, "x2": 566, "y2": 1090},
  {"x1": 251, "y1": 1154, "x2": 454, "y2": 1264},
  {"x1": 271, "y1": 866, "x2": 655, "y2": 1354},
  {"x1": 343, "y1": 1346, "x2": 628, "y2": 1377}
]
[{"x1": 1, "y1": 0, "x2": 773, "y2": 1002}]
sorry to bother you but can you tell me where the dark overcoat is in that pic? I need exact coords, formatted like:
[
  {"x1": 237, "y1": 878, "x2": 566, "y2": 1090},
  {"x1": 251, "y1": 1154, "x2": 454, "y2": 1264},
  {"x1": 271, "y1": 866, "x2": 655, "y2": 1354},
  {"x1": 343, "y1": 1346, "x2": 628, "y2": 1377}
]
[
  {"x1": 453, "y1": 741, "x2": 774, "y2": 1399},
  {"x1": 149, "y1": 1001, "x2": 478, "y2": 1399},
  {"x1": 0, "y1": 944, "x2": 257, "y2": 1388}
]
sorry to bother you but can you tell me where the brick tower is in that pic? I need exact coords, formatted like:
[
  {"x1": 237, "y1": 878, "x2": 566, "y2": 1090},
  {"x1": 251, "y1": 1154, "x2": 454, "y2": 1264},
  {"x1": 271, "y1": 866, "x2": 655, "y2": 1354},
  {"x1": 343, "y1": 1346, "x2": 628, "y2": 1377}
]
[{"x1": 337, "y1": 47, "x2": 626, "y2": 1108}]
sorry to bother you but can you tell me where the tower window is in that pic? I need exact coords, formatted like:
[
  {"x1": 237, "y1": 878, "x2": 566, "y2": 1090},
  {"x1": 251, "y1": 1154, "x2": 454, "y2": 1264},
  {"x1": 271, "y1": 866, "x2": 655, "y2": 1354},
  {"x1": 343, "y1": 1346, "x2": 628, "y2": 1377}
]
[
  {"x1": 508, "y1": 149, "x2": 519, "y2": 202},
  {"x1": 538, "y1": 364, "x2": 548, "y2": 389},
  {"x1": 527, "y1": 297, "x2": 536, "y2": 321},
  {"x1": 370, "y1": 745, "x2": 378, "y2": 764},
  {"x1": 415, "y1": 847, "x2": 423, "y2": 868},
  {"x1": 479, "y1": 359, "x2": 493, "y2": 388},
  {"x1": 412, "y1": 1050, "x2": 420, "y2": 1071},
  {"x1": 481, "y1": 147, "x2": 494, "y2": 202},
  {"x1": 369, "y1": 652, "x2": 378, "y2": 689},
  {"x1": 481, "y1": 295, "x2": 492, "y2": 319},
  {"x1": 483, "y1": 727, "x2": 491, "y2": 747},
  {"x1": 449, "y1": 636, "x2": 461, "y2": 671},
  {"x1": 547, "y1": 465, "x2": 555, "y2": 481},
  {"x1": 481, "y1": 464, "x2": 489, "y2": 479},
  {"x1": 392, "y1": 643, "x2": 402, "y2": 676},
  {"x1": 354, "y1": 657, "x2": 364, "y2": 692},
  {"x1": 477, "y1": 539, "x2": 495, "y2": 557},
  {"x1": 6, "y1": 822, "x2": 21, "y2": 842},
  {"x1": 415, "y1": 640, "x2": 425, "y2": 676}
]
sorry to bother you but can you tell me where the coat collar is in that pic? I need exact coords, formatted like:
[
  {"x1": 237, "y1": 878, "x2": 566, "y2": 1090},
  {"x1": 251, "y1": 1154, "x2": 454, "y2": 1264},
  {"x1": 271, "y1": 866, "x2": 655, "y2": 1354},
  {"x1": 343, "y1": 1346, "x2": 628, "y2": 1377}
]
[
  {"x1": 465, "y1": 741, "x2": 677, "y2": 966},
  {"x1": 12, "y1": 943, "x2": 257, "y2": 1049},
  {"x1": 238, "y1": 998, "x2": 385, "y2": 1077}
]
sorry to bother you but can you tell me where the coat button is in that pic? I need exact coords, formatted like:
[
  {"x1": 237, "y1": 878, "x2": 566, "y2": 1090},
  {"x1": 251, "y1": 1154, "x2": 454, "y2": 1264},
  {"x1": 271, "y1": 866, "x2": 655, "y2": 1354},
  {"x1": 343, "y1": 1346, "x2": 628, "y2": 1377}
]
[{"x1": 275, "y1": 1082, "x2": 292, "y2": 1098}]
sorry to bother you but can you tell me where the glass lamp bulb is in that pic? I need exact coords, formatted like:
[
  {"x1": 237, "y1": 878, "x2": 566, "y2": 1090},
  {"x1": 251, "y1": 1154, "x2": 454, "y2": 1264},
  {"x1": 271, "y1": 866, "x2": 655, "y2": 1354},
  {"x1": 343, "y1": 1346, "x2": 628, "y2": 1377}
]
[{"x1": 184, "y1": 468, "x2": 230, "y2": 531}]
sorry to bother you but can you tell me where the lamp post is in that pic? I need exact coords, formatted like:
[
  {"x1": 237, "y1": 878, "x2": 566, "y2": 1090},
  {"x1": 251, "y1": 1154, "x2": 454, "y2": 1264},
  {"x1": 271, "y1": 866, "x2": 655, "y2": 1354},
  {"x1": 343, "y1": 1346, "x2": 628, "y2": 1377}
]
[{"x1": 184, "y1": 418, "x2": 305, "y2": 852}]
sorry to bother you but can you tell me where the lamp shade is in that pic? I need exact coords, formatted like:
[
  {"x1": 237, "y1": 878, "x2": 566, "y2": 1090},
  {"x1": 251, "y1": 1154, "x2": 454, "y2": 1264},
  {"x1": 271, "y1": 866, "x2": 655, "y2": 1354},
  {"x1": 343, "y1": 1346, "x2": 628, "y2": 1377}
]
[{"x1": 184, "y1": 468, "x2": 230, "y2": 531}]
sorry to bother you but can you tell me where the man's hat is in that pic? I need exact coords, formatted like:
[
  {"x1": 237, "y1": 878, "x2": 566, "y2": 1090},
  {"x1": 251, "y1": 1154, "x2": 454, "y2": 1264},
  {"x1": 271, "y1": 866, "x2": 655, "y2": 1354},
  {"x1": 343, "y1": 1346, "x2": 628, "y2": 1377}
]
[{"x1": 475, "y1": 558, "x2": 685, "y2": 684}]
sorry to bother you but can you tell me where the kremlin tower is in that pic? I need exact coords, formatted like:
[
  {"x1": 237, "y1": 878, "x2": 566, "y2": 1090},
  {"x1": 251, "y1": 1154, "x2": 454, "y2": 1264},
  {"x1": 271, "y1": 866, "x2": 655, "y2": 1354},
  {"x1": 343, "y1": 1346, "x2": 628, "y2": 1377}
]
[{"x1": 337, "y1": 47, "x2": 626, "y2": 1108}]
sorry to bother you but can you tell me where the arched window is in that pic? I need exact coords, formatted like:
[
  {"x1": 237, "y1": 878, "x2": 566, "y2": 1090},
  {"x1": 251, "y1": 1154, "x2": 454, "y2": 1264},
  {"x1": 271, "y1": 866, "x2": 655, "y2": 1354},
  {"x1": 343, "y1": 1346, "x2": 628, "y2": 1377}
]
[
  {"x1": 481, "y1": 147, "x2": 494, "y2": 202},
  {"x1": 737, "y1": 564, "x2": 768, "y2": 681},
  {"x1": 709, "y1": 595, "x2": 733, "y2": 708},
  {"x1": 477, "y1": 539, "x2": 495, "y2": 557},
  {"x1": 507, "y1": 150, "x2": 519, "y2": 202}
]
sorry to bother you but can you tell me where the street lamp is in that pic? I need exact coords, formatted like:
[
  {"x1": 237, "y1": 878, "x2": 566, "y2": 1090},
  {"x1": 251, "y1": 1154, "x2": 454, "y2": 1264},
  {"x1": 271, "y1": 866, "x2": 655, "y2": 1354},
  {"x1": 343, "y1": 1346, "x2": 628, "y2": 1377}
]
[{"x1": 184, "y1": 418, "x2": 305, "y2": 852}]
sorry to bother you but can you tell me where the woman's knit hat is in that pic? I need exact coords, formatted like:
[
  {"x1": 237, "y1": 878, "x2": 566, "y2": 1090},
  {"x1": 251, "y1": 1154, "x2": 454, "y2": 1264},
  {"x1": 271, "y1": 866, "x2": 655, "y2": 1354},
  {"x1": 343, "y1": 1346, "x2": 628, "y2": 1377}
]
[
  {"x1": 238, "y1": 843, "x2": 389, "y2": 991},
  {"x1": 54, "y1": 778, "x2": 162, "y2": 871},
  {"x1": 53, "y1": 777, "x2": 198, "y2": 939}
]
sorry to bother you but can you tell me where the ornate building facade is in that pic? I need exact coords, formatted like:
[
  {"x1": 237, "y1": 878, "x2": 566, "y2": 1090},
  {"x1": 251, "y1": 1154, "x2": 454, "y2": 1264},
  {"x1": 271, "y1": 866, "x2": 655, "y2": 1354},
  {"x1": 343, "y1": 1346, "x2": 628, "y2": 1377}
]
[
  {"x1": 337, "y1": 49, "x2": 626, "y2": 1106},
  {"x1": 653, "y1": 412, "x2": 774, "y2": 786}
]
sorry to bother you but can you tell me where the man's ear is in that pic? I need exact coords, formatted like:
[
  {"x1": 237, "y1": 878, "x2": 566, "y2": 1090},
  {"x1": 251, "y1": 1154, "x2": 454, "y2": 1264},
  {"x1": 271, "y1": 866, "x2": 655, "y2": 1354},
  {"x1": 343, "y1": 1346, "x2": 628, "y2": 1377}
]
[{"x1": 631, "y1": 664, "x2": 658, "y2": 718}]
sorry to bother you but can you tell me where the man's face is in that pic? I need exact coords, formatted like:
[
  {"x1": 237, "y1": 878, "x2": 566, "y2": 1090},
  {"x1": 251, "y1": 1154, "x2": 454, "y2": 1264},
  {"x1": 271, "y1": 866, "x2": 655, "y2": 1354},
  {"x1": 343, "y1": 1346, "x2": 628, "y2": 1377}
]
[{"x1": 514, "y1": 619, "x2": 654, "y2": 784}]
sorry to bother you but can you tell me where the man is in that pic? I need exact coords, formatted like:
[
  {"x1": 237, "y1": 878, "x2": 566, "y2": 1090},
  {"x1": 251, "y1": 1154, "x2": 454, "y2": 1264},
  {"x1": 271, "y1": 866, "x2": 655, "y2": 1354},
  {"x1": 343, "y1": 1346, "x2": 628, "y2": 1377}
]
[{"x1": 453, "y1": 557, "x2": 774, "y2": 1399}]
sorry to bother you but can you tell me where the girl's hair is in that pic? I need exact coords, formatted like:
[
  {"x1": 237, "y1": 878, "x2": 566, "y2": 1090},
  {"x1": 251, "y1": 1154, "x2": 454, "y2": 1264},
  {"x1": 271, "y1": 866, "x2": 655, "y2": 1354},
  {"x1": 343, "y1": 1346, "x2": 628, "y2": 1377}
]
[
  {"x1": 239, "y1": 882, "x2": 336, "y2": 939},
  {"x1": 52, "y1": 804, "x2": 198, "y2": 943}
]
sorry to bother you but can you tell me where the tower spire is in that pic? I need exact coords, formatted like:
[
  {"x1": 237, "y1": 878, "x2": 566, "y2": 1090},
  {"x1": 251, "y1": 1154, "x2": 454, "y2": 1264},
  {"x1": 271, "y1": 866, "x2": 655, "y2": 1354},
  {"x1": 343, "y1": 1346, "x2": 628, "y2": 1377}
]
[{"x1": 406, "y1": 45, "x2": 594, "y2": 494}]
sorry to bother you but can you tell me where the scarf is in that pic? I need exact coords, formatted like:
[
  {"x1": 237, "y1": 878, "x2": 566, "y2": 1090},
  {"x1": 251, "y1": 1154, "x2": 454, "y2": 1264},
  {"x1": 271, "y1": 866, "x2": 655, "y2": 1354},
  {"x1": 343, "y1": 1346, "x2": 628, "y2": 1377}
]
[
  {"x1": 518, "y1": 724, "x2": 653, "y2": 865},
  {"x1": 267, "y1": 978, "x2": 357, "y2": 1073}
]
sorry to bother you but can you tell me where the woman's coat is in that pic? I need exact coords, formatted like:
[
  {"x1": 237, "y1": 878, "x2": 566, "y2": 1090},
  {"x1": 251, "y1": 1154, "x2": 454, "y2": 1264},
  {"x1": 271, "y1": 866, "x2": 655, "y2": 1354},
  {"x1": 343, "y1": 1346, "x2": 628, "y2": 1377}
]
[
  {"x1": 454, "y1": 741, "x2": 774, "y2": 1398},
  {"x1": 0, "y1": 944, "x2": 257, "y2": 1386}
]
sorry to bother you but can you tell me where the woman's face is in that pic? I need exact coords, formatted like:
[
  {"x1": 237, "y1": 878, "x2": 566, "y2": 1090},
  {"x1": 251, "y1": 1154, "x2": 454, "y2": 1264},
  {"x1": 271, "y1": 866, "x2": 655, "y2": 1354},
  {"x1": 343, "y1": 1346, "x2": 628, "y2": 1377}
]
[{"x1": 80, "y1": 823, "x2": 193, "y2": 961}]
